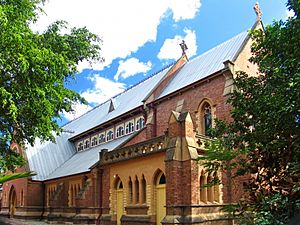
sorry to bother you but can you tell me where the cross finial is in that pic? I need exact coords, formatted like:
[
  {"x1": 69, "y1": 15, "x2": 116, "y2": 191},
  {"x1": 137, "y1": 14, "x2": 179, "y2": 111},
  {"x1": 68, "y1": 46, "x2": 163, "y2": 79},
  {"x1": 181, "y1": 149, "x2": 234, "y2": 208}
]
[
  {"x1": 253, "y1": 1, "x2": 262, "y2": 21},
  {"x1": 179, "y1": 40, "x2": 188, "y2": 55}
]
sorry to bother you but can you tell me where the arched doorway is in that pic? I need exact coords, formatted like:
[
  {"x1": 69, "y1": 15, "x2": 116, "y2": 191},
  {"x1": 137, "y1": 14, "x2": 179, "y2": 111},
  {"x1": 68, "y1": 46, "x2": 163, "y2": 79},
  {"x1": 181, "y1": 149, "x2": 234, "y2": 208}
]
[
  {"x1": 155, "y1": 172, "x2": 166, "y2": 225},
  {"x1": 9, "y1": 186, "x2": 17, "y2": 217},
  {"x1": 116, "y1": 179, "x2": 123, "y2": 225}
]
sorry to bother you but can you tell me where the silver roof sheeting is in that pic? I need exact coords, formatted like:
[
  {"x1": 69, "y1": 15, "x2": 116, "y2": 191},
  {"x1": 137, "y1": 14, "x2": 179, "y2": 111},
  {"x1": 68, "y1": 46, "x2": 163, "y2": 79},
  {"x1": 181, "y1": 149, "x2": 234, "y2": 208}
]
[
  {"x1": 26, "y1": 68, "x2": 169, "y2": 181},
  {"x1": 158, "y1": 31, "x2": 249, "y2": 99},
  {"x1": 62, "y1": 67, "x2": 169, "y2": 137},
  {"x1": 45, "y1": 134, "x2": 133, "y2": 180},
  {"x1": 26, "y1": 132, "x2": 76, "y2": 180}
]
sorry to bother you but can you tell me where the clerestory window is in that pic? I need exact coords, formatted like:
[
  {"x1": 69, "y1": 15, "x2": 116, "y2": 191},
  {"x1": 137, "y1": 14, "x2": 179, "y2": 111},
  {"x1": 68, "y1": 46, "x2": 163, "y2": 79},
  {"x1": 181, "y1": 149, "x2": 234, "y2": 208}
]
[
  {"x1": 99, "y1": 134, "x2": 105, "y2": 144},
  {"x1": 116, "y1": 126, "x2": 124, "y2": 138},
  {"x1": 84, "y1": 139, "x2": 90, "y2": 149},
  {"x1": 125, "y1": 122, "x2": 134, "y2": 134},
  {"x1": 91, "y1": 136, "x2": 98, "y2": 147},
  {"x1": 136, "y1": 117, "x2": 145, "y2": 130},
  {"x1": 77, "y1": 142, "x2": 84, "y2": 151},
  {"x1": 106, "y1": 130, "x2": 114, "y2": 141}
]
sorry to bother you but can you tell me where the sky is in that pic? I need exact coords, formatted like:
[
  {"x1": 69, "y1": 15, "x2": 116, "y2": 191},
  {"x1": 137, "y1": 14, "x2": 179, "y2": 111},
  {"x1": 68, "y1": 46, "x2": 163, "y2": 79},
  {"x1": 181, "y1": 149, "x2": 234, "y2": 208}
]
[{"x1": 32, "y1": 0, "x2": 292, "y2": 125}]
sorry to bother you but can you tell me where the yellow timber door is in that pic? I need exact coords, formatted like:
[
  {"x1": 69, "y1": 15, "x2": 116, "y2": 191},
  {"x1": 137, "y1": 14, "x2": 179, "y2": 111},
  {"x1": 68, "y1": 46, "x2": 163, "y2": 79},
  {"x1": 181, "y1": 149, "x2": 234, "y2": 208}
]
[
  {"x1": 116, "y1": 181, "x2": 123, "y2": 225},
  {"x1": 156, "y1": 173, "x2": 166, "y2": 225}
]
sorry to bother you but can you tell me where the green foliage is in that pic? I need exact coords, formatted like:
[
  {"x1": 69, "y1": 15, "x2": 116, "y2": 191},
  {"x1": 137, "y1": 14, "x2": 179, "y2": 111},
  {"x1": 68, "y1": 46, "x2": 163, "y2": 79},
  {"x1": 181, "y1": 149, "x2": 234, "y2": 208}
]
[
  {"x1": 199, "y1": 1, "x2": 300, "y2": 224},
  {"x1": 0, "y1": 0, "x2": 103, "y2": 172},
  {"x1": 0, "y1": 172, "x2": 36, "y2": 183}
]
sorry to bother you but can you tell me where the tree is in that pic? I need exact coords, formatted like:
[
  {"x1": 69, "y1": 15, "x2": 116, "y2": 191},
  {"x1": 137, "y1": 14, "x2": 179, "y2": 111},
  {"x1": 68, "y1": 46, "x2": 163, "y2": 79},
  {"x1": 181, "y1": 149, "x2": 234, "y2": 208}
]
[
  {"x1": 199, "y1": 1, "x2": 300, "y2": 224},
  {"x1": 0, "y1": 0, "x2": 103, "y2": 172}
]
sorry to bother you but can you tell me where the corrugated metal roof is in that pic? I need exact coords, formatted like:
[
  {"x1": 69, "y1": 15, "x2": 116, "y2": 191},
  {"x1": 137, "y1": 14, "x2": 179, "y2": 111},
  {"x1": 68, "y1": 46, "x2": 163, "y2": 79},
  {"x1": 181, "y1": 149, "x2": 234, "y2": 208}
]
[
  {"x1": 26, "y1": 68, "x2": 169, "y2": 181},
  {"x1": 62, "y1": 67, "x2": 170, "y2": 137},
  {"x1": 45, "y1": 134, "x2": 133, "y2": 180},
  {"x1": 158, "y1": 31, "x2": 249, "y2": 99},
  {"x1": 26, "y1": 132, "x2": 76, "y2": 181}
]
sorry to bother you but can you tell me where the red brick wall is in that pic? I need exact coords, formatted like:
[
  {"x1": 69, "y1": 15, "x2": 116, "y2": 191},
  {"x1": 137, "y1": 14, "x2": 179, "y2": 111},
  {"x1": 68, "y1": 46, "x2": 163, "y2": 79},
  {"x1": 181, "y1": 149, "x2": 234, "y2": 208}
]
[
  {"x1": 123, "y1": 129, "x2": 147, "y2": 147},
  {"x1": 45, "y1": 172, "x2": 97, "y2": 208},
  {"x1": 155, "y1": 74, "x2": 231, "y2": 137},
  {"x1": 2, "y1": 177, "x2": 29, "y2": 208},
  {"x1": 101, "y1": 166, "x2": 111, "y2": 214},
  {"x1": 27, "y1": 181, "x2": 43, "y2": 206}
]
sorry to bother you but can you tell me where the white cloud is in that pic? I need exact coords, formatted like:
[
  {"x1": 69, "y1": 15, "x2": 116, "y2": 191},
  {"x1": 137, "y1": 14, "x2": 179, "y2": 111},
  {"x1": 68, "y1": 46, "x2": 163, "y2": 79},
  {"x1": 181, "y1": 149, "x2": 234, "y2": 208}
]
[
  {"x1": 62, "y1": 102, "x2": 92, "y2": 121},
  {"x1": 62, "y1": 75, "x2": 126, "y2": 121},
  {"x1": 32, "y1": 0, "x2": 201, "y2": 70},
  {"x1": 114, "y1": 58, "x2": 152, "y2": 81},
  {"x1": 81, "y1": 75, "x2": 126, "y2": 105},
  {"x1": 286, "y1": 9, "x2": 295, "y2": 18},
  {"x1": 157, "y1": 29, "x2": 197, "y2": 60},
  {"x1": 169, "y1": 0, "x2": 201, "y2": 21}
]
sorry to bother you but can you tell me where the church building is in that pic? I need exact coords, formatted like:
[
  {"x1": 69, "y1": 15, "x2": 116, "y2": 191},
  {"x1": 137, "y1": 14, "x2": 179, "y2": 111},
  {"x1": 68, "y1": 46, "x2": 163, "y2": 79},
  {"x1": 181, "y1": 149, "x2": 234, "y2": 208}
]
[{"x1": 0, "y1": 15, "x2": 262, "y2": 225}]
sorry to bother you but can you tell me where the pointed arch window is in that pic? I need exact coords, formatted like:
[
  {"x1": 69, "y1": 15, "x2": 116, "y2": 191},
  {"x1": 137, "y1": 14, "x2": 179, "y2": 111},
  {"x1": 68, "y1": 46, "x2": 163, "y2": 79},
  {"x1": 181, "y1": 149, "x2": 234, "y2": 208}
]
[
  {"x1": 116, "y1": 126, "x2": 124, "y2": 138},
  {"x1": 202, "y1": 102, "x2": 212, "y2": 136},
  {"x1": 106, "y1": 130, "x2": 114, "y2": 141},
  {"x1": 213, "y1": 172, "x2": 220, "y2": 203},
  {"x1": 99, "y1": 134, "x2": 105, "y2": 144},
  {"x1": 125, "y1": 122, "x2": 134, "y2": 134},
  {"x1": 84, "y1": 139, "x2": 90, "y2": 149},
  {"x1": 134, "y1": 176, "x2": 139, "y2": 204},
  {"x1": 200, "y1": 170, "x2": 207, "y2": 203},
  {"x1": 136, "y1": 117, "x2": 145, "y2": 130},
  {"x1": 141, "y1": 175, "x2": 146, "y2": 204},
  {"x1": 91, "y1": 136, "x2": 98, "y2": 147},
  {"x1": 158, "y1": 173, "x2": 166, "y2": 185},
  {"x1": 77, "y1": 142, "x2": 83, "y2": 151},
  {"x1": 128, "y1": 177, "x2": 133, "y2": 204}
]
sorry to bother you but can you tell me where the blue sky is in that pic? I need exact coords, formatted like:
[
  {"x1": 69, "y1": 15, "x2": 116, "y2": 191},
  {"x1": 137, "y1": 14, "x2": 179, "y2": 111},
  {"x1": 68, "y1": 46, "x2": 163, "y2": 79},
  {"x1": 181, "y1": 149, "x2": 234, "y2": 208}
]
[{"x1": 32, "y1": 0, "x2": 292, "y2": 125}]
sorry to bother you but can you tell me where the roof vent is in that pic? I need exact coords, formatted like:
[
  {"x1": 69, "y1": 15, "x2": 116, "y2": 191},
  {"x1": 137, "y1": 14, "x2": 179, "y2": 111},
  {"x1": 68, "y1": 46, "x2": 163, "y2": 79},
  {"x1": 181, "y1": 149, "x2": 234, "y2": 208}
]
[{"x1": 108, "y1": 99, "x2": 115, "y2": 113}]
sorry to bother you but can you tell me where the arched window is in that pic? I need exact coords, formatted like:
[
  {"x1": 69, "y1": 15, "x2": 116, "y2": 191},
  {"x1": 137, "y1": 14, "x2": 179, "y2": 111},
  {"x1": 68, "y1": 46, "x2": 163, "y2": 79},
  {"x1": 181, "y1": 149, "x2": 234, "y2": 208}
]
[
  {"x1": 207, "y1": 174, "x2": 214, "y2": 202},
  {"x1": 134, "y1": 176, "x2": 139, "y2": 204},
  {"x1": 125, "y1": 122, "x2": 134, "y2": 134},
  {"x1": 77, "y1": 142, "x2": 83, "y2": 151},
  {"x1": 128, "y1": 177, "x2": 133, "y2": 204},
  {"x1": 116, "y1": 126, "x2": 124, "y2": 138},
  {"x1": 84, "y1": 139, "x2": 90, "y2": 149},
  {"x1": 203, "y1": 103, "x2": 212, "y2": 136},
  {"x1": 136, "y1": 117, "x2": 145, "y2": 130},
  {"x1": 115, "y1": 178, "x2": 123, "y2": 225},
  {"x1": 91, "y1": 136, "x2": 98, "y2": 147},
  {"x1": 200, "y1": 170, "x2": 207, "y2": 203},
  {"x1": 158, "y1": 173, "x2": 166, "y2": 185},
  {"x1": 213, "y1": 172, "x2": 220, "y2": 203},
  {"x1": 118, "y1": 180, "x2": 123, "y2": 189},
  {"x1": 141, "y1": 175, "x2": 146, "y2": 204},
  {"x1": 20, "y1": 189, "x2": 24, "y2": 206},
  {"x1": 106, "y1": 130, "x2": 114, "y2": 141},
  {"x1": 68, "y1": 180, "x2": 82, "y2": 207},
  {"x1": 99, "y1": 134, "x2": 105, "y2": 144}
]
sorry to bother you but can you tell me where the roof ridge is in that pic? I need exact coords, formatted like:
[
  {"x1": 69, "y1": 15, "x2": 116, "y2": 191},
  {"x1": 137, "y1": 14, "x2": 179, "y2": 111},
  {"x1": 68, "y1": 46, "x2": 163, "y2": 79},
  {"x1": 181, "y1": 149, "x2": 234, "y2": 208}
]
[{"x1": 61, "y1": 62, "x2": 175, "y2": 128}]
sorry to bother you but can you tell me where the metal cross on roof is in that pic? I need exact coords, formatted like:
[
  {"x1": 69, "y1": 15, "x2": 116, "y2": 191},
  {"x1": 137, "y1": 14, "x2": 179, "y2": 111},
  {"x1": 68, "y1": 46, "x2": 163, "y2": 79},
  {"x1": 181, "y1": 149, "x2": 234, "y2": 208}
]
[{"x1": 179, "y1": 40, "x2": 188, "y2": 55}]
